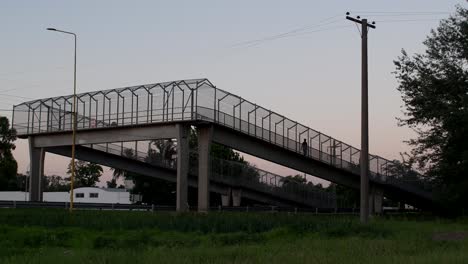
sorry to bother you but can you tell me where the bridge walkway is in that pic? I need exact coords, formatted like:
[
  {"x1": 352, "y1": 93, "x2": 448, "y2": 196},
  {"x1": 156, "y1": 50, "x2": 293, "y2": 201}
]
[{"x1": 12, "y1": 78, "x2": 435, "y2": 211}]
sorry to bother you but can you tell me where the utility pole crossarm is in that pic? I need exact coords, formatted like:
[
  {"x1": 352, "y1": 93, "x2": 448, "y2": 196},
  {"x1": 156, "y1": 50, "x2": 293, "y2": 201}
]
[{"x1": 345, "y1": 16, "x2": 376, "y2": 29}]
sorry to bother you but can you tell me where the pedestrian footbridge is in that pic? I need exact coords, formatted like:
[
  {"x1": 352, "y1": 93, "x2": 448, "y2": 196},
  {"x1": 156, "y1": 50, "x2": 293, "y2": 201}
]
[{"x1": 12, "y1": 78, "x2": 435, "y2": 212}]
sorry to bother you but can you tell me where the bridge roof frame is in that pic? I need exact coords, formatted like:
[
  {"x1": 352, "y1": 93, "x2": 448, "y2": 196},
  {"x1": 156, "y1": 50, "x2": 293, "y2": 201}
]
[{"x1": 13, "y1": 78, "x2": 208, "y2": 108}]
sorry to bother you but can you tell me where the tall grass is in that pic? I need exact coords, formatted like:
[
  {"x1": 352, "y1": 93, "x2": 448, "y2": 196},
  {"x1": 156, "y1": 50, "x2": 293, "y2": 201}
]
[
  {"x1": 0, "y1": 209, "x2": 467, "y2": 264},
  {"x1": 0, "y1": 209, "x2": 365, "y2": 233}
]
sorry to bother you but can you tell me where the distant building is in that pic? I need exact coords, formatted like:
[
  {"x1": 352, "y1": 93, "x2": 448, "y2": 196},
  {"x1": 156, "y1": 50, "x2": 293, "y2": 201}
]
[{"x1": 0, "y1": 187, "x2": 131, "y2": 204}]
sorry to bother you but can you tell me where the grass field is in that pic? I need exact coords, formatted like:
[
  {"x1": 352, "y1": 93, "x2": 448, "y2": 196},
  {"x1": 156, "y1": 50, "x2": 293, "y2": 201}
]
[{"x1": 0, "y1": 209, "x2": 467, "y2": 263}]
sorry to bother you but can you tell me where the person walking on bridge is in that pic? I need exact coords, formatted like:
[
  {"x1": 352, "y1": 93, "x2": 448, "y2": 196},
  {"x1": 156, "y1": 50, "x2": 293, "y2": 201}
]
[{"x1": 302, "y1": 139, "x2": 308, "y2": 156}]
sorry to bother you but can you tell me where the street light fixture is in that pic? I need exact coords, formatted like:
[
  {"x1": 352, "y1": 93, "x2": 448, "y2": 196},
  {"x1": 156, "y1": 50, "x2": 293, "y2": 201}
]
[{"x1": 47, "y1": 27, "x2": 77, "y2": 212}]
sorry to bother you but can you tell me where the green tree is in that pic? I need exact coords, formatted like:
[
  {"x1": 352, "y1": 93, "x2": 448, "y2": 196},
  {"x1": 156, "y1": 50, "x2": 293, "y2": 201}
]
[
  {"x1": 111, "y1": 148, "x2": 137, "y2": 180},
  {"x1": 0, "y1": 116, "x2": 18, "y2": 190},
  {"x1": 109, "y1": 127, "x2": 260, "y2": 205},
  {"x1": 326, "y1": 183, "x2": 359, "y2": 208},
  {"x1": 67, "y1": 160, "x2": 103, "y2": 187},
  {"x1": 189, "y1": 127, "x2": 259, "y2": 183},
  {"x1": 42, "y1": 175, "x2": 70, "y2": 192},
  {"x1": 394, "y1": 6, "x2": 468, "y2": 210},
  {"x1": 279, "y1": 174, "x2": 328, "y2": 192},
  {"x1": 137, "y1": 146, "x2": 178, "y2": 205},
  {"x1": 108, "y1": 146, "x2": 178, "y2": 205},
  {"x1": 386, "y1": 154, "x2": 424, "y2": 183},
  {"x1": 279, "y1": 175, "x2": 307, "y2": 190},
  {"x1": 106, "y1": 178, "x2": 118, "y2": 188},
  {"x1": 15, "y1": 173, "x2": 28, "y2": 191}
]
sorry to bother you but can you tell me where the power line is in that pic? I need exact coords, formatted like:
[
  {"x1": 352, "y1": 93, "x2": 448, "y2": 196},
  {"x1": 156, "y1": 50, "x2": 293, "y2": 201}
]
[
  {"x1": 349, "y1": 11, "x2": 450, "y2": 14},
  {"x1": 0, "y1": 62, "x2": 102, "y2": 80},
  {"x1": 344, "y1": 11, "x2": 449, "y2": 24},
  {"x1": 0, "y1": 81, "x2": 75, "y2": 95},
  {"x1": 0, "y1": 93, "x2": 33, "y2": 100},
  {"x1": 226, "y1": 10, "x2": 446, "y2": 49},
  {"x1": 241, "y1": 24, "x2": 354, "y2": 49},
  {"x1": 0, "y1": 98, "x2": 22, "y2": 105},
  {"x1": 230, "y1": 14, "x2": 343, "y2": 48},
  {"x1": 231, "y1": 23, "x2": 352, "y2": 49},
  {"x1": 0, "y1": 83, "x2": 51, "y2": 94},
  {"x1": 233, "y1": 19, "x2": 343, "y2": 48},
  {"x1": 0, "y1": 87, "x2": 31, "y2": 94},
  {"x1": 284, "y1": 24, "x2": 354, "y2": 38},
  {"x1": 0, "y1": 65, "x2": 69, "y2": 79},
  {"x1": 360, "y1": 13, "x2": 449, "y2": 17},
  {"x1": 375, "y1": 19, "x2": 443, "y2": 23}
]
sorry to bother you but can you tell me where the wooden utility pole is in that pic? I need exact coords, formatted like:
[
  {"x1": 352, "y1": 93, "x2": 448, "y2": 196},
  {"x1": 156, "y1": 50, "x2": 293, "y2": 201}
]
[{"x1": 346, "y1": 13, "x2": 375, "y2": 224}]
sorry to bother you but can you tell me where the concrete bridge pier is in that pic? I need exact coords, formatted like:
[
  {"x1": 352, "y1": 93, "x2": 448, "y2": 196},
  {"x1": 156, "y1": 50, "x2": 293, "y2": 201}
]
[
  {"x1": 176, "y1": 124, "x2": 189, "y2": 212},
  {"x1": 197, "y1": 125, "x2": 213, "y2": 212},
  {"x1": 232, "y1": 188, "x2": 242, "y2": 207},
  {"x1": 29, "y1": 137, "x2": 45, "y2": 202},
  {"x1": 221, "y1": 188, "x2": 231, "y2": 206},
  {"x1": 369, "y1": 186, "x2": 383, "y2": 214}
]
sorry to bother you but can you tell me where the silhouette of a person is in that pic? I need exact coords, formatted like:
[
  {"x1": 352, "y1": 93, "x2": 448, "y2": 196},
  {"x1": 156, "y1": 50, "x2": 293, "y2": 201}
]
[{"x1": 302, "y1": 139, "x2": 308, "y2": 156}]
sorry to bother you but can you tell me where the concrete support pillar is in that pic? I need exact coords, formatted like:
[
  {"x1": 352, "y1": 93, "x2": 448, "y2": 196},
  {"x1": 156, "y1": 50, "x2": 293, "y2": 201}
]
[
  {"x1": 374, "y1": 190, "x2": 383, "y2": 214},
  {"x1": 176, "y1": 124, "x2": 189, "y2": 212},
  {"x1": 197, "y1": 125, "x2": 213, "y2": 212},
  {"x1": 29, "y1": 137, "x2": 45, "y2": 202},
  {"x1": 369, "y1": 193, "x2": 375, "y2": 215},
  {"x1": 369, "y1": 186, "x2": 383, "y2": 215},
  {"x1": 221, "y1": 188, "x2": 231, "y2": 207},
  {"x1": 232, "y1": 188, "x2": 242, "y2": 207},
  {"x1": 399, "y1": 202, "x2": 405, "y2": 211}
]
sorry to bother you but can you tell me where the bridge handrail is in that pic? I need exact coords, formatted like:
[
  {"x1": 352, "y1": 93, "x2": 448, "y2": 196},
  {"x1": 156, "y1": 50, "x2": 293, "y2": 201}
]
[{"x1": 87, "y1": 142, "x2": 337, "y2": 207}]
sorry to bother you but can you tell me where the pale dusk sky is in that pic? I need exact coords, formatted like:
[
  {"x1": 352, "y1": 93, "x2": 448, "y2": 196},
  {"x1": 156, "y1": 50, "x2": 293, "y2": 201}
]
[{"x1": 0, "y1": 1, "x2": 462, "y2": 185}]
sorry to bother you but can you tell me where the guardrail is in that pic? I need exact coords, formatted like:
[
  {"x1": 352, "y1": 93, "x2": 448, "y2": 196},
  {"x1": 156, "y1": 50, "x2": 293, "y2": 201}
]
[
  {"x1": 0, "y1": 201, "x2": 420, "y2": 214},
  {"x1": 0, "y1": 201, "x2": 351, "y2": 214}
]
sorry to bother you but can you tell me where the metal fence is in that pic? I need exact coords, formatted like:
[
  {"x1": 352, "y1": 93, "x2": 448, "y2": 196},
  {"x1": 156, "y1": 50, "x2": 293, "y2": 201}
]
[
  {"x1": 0, "y1": 201, "x2": 364, "y2": 213},
  {"x1": 12, "y1": 78, "x2": 432, "y2": 195}
]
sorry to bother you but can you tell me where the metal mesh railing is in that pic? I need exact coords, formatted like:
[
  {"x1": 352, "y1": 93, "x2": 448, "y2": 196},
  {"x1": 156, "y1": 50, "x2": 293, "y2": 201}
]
[
  {"x1": 87, "y1": 142, "x2": 336, "y2": 208},
  {"x1": 209, "y1": 157, "x2": 336, "y2": 208},
  {"x1": 196, "y1": 106, "x2": 433, "y2": 196}
]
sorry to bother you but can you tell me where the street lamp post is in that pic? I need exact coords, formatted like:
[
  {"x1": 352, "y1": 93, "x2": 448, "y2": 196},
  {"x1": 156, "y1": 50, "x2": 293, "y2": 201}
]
[{"x1": 47, "y1": 28, "x2": 77, "y2": 212}]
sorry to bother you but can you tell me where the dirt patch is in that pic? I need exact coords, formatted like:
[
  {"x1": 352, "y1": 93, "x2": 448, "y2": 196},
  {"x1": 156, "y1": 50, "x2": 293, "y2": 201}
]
[{"x1": 432, "y1": 231, "x2": 468, "y2": 241}]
